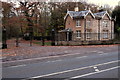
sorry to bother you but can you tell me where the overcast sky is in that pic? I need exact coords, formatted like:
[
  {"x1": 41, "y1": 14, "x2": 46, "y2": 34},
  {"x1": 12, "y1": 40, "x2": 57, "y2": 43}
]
[
  {"x1": 1, "y1": 0, "x2": 120, "y2": 8},
  {"x1": 87, "y1": 0, "x2": 120, "y2": 8}
]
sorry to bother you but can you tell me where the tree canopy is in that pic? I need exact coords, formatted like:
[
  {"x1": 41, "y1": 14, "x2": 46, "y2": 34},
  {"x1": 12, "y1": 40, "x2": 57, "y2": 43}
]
[
  {"x1": 112, "y1": 6, "x2": 120, "y2": 33},
  {"x1": 1, "y1": 1, "x2": 117, "y2": 38}
]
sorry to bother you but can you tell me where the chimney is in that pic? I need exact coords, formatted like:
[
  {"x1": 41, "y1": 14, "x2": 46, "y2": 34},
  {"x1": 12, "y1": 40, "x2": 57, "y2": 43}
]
[
  {"x1": 85, "y1": 6, "x2": 87, "y2": 10},
  {"x1": 88, "y1": 7, "x2": 91, "y2": 11},
  {"x1": 75, "y1": 7, "x2": 79, "y2": 11},
  {"x1": 67, "y1": 9, "x2": 69, "y2": 12},
  {"x1": 75, "y1": 2, "x2": 79, "y2": 11}
]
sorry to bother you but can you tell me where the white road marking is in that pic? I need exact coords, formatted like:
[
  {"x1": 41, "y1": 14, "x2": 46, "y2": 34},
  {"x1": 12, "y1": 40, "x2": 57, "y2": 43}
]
[
  {"x1": 46, "y1": 61, "x2": 51, "y2": 63},
  {"x1": 29, "y1": 60, "x2": 120, "y2": 79},
  {"x1": 0, "y1": 57, "x2": 6, "y2": 60},
  {"x1": 93, "y1": 66, "x2": 100, "y2": 72},
  {"x1": 97, "y1": 51, "x2": 104, "y2": 54},
  {"x1": 95, "y1": 69, "x2": 100, "y2": 72},
  {"x1": 93, "y1": 67, "x2": 97, "y2": 69},
  {"x1": 3, "y1": 53, "x2": 81, "y2": 64},
  {"x1": 90, "y1": 51, "x2": 98, "y2": 53},
  {"x1": 99, "y1": 53, "x2": 109, "y2": 55},
  {"x1": 64, "y1": 51, "x2": 69, "y2": 53},
  {"x1": 46, "y1": 60, "x2": 62, "y2": 63},
  {"x1": 76, "y1": 56, "x2": 87, "y2": 59},
  {"x1": 8, "y1": 64, "x2": 26, "y2": 68},
  {"x1": 70, "y1": 66, "x2": 120, "y2": 79}
]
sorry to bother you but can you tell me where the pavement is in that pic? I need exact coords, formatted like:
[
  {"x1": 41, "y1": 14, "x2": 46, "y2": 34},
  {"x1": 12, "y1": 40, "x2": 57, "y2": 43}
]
[{"x1": 1, "y1": 39, "x2": 119, "y2": 63}]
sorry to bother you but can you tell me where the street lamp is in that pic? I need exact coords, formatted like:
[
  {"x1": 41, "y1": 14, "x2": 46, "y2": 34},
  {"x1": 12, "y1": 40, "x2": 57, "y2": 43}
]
[
  {"x1": 51, "y1": 29, "x2": 55, "y2": 46},
  {"x1": 67, "y1": 29, "x2": 70, "y2": 41},
  {"x1": 67, "y1": 29, "x2": 70, "y2": 45},
  {"x1": 2, "y1": 27, "x2": 7, "y2": 49}
]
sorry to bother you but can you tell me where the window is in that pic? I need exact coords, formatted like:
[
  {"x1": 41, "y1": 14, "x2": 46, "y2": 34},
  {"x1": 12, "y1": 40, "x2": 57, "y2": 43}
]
[
  {"x1": 76, "y1": 20, "x2": 81, "y2": 27},
  {"x1": 103, "y1": 20, "x2": 108, "y2": 27},
  {"x1": 76, "y1": 30, "x2": 81, "y2": 38},
  {"x1": 86, "y1": 20, "x2": 91, "y2": 27},
  {"x1": 105, "y1": 21, "x2": 108, "y2": 27},
  {"x1": 103, "y1": 31, "x2": 109, "y2": 39},
  {"x1": 86, "y1": 30, "x2": 91, "y2": 39}
]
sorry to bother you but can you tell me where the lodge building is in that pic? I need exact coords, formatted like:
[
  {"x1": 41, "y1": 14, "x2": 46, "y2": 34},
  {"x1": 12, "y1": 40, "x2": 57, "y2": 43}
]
[{"x1": 60, "y1": 9, "x2": 114, "y2": 42}]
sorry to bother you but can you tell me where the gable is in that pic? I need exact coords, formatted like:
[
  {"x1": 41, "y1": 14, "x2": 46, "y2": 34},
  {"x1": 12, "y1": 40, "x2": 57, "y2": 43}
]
[
  {"x1": 93, "y1": 11, "x2": 111, "y2": 20},
  {"x1": 64, "y1": 13, "x2": 73, "y2": 20},
  {"x1": 64, "y1": 13, "x2": 73, "y2": 21},
  {"x1": 65, "y1": 14, "x2": 74, "y2": 27},
  {"x1": 85, "y1": 13, "x2": 94, "y2": 19},
  {"x1": 102, "y1": 14, "x2": 111, "y2": 20},
  {"x1": 66, "y1": 15, "x2": 72, "y2": 22},
  {"x1": 84, "y1": 10, "x2": 95, "y2": 19}
]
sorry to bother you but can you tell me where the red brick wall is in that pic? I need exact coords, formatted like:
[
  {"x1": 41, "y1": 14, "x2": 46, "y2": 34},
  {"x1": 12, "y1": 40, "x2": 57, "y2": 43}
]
[{"x1": 65, "y1": 13, "x2": 114, "y2": 41}]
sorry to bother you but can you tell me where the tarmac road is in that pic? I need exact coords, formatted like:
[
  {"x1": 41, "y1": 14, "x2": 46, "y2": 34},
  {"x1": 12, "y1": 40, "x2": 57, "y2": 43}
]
[{"x1": 2, "y1": 49, "x2": 119, "y2": 80}]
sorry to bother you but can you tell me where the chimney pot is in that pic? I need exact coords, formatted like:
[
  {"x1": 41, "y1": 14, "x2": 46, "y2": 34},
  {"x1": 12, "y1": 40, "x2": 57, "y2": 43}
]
[{"x1": 75, "y1": 7, "x2": 79, "y2": 11}]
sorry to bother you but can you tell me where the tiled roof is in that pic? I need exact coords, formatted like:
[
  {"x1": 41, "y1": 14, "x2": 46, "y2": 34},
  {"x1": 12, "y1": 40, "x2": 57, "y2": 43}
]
[
  {"x1": 93, "y1": 11, "x2": 107, "y2": 18},
  {"x1": 59, "y1": 28, "x2": 72, "y2": 32},
  {"x1": 64, "y1": 10, "x2": 111, "y2": 20},
  {"x1": 67, "y1": 10, "x2": 89, "y2": 18},
  {"x1": 94, "y1": 11, "x2": 111, "y2": 20},
  {"x1": 64, "y1": 10, "x2": 95, "y2": 19}
]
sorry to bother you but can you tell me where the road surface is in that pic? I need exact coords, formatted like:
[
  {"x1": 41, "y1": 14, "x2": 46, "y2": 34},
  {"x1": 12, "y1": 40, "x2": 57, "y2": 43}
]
[{"x1": 2, "y1": 48, "x2": 120, "y2": 80}]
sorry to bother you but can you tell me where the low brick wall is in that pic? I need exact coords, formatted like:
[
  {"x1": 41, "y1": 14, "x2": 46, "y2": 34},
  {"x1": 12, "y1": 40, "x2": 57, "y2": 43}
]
[{"x1": 56, "y1": 40, "x2": 114, "y2": 46}]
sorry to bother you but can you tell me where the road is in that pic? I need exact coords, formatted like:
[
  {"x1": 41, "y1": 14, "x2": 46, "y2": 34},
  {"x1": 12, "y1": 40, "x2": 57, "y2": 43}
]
[{"x1": 2, "y1": 49, "x2": 119, "y2": 80}]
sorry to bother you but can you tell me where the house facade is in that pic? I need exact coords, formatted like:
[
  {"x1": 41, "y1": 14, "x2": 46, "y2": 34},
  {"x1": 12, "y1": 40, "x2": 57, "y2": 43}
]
[{"x1": 63, "y1": 10, "x2": 114, "y2": 41}]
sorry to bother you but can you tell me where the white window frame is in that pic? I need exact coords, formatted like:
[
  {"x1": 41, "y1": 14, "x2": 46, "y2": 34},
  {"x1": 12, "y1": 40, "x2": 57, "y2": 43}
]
[
  {"x1": 102, "y1": 21, "x2": 105, "y2": 27},
  {"x1": 86, "y1": 20, "x2": 91, "y2": 28},
  {"x1": 103, "y1": 20, "x2": 108, "y2": 27},
  {"x1": 76, "y1": 20, "x2": 81, "y2": 27},
  {"x1": 103, "y1": 31, "x2": 109, "y2": 39},
  {"x1": 76, "y1": 30, "x2": 81, "y2": 38},
  {"x1": 105, "y1": 21, "x2": 107, "y2": 27},
  {"x1": 86, "y1": 30, "x2": 91, "y2": 39}
]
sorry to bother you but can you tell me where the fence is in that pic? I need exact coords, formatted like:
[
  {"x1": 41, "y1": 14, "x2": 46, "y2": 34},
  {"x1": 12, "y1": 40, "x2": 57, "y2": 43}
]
[{"x1": 54, "y1": 33, "x2": 120, "y2": 45}]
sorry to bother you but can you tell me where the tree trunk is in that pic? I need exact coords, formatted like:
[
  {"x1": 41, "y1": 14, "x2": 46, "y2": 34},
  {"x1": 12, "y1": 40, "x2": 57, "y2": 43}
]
[{"x1": 42, "y1": 32, "x2": 45, "y2": 46}]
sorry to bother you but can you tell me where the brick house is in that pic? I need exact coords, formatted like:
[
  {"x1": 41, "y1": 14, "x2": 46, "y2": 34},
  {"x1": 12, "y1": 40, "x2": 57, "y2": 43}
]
[{"x1": 62, "y1": 9, "x2": 114, "y2": 41}]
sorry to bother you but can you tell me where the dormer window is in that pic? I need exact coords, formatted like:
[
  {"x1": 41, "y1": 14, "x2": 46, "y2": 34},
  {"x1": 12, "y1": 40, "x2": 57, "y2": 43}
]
[{"x1": 76, "y1": 20, "x2": 81, "y2": 27}]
